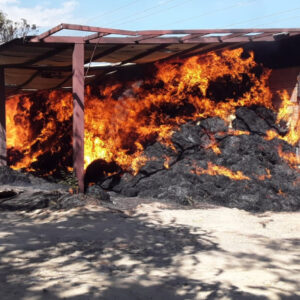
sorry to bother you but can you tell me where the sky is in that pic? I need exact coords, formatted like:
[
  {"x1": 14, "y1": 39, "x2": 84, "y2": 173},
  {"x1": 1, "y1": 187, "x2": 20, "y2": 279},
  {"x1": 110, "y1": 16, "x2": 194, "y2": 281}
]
[{"x1": 0, "y1": 0, "x2": 300, "y2": 33}]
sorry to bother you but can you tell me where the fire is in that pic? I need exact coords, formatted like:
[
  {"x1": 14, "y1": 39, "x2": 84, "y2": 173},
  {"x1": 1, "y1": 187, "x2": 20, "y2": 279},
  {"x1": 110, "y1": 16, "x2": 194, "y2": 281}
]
[
  {"x1": 191, "y1": 161, "x2": 250, "y2": 180},
  {"x1": 210, "y1": 143, "x2": 221, "y2": 155},
  {"x1": 265, "y1": 129, "x2": 279, "y2": 141},
  {"x1": 6, "y1": 91, "x2": 73, "y2": 172},
  {"x1": 277, "y1": 189, "x2": 286, "y2": 196},
  {"x1": 258, "y1": 168, "x2": 272, "y2": 180},
  {"x1": 265, "y1": 90, "x2": 300, "y2": 146},
  {"x1": 228, "y1": 129, "x2": 250, "y2": 136},
  {"x1": 5, "y1": 47, "x2": 299, "y2": 176},
  {"x1": 163, "y1": 155, "x2": 171, "y2": 169},
  {"x1": 277, "y1": 145, "x2": 300, "y2": 168},
  {"x1": 207, "y1": 134, "x2": 221, "y2": 154}
]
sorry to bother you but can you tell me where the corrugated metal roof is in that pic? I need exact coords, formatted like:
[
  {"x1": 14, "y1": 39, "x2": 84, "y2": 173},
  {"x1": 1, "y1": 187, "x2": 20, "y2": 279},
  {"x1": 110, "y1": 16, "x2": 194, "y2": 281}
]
[{"x1": 1, "y1": 23, "x2": 300, "y2": 93}]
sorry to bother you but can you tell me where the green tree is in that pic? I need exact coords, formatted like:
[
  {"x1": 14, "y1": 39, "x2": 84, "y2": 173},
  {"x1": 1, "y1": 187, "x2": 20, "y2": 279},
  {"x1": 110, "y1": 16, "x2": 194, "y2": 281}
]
[{"x1": 0, "y1": 11, "x2": 37, "y2": 43}]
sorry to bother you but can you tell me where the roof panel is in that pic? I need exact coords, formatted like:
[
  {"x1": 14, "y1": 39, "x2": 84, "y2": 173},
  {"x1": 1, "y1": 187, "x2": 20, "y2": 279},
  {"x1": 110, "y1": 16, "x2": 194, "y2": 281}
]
[
  {"x1": 1, "y1": 23, "x2": 300, "y2": 93},
  {"x1": 33, "y1": 47, "x2": 73, "y2": 67},
  {"x1": 5, "y1": 68, "x2": 37, "y2": 86},
  {"x1": 24, "y1": 77, "x2": 66, "y2": 90},
  {"x1": 0, "y1": 45, "x2": 55, "y2": 65},
  {"x1": 92, "y1": 44, "x2": 157, "y2": 63},
  {"x1": 134, "y1": 44, "x2": 197, "y2": 63}
]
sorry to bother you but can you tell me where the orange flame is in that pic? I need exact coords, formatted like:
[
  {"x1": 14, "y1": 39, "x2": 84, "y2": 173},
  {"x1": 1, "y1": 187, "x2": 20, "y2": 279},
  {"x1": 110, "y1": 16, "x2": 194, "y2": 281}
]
[
  {"x1": 163, "y1": 155, "x2": 171, "y2": 169},
  {"x1": 7, "y1": 91, "x2": 73, "y2": 170},
  {"x1": 265, "y1": 90, "x2": 300, "y2": 145},
  {"x1": 5, "y1": 48, "x2": 297, "y2": 175},
  {"x1": 191, "y1": 161, "x2": 250, "y2": 180},
  {"x1": 228, "y1": 129, "x2": 250, "y2": 136},
  {"x1": 258, "y1": 168, "x2": 272, "y2": 180},
  {"x1": 277, "y1": 145, "x2": 300, "y2": 168}
]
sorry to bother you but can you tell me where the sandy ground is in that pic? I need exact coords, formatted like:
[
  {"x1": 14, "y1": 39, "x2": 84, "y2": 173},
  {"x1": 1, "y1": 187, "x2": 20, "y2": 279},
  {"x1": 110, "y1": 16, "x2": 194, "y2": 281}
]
[{"x1": 0, "y1": 197, "x2": 299, "y2": 300}]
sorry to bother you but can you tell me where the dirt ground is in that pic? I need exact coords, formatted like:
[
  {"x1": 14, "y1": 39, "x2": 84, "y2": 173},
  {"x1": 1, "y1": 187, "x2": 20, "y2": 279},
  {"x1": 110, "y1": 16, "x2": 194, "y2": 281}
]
[{"x1": 0, "y1": 196, "x2": 299, "y2": 300}]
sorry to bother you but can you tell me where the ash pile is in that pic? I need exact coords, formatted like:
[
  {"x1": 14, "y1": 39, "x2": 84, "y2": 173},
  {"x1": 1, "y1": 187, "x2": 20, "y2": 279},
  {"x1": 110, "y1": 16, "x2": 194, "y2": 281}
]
[{"x1": 87, "y1": 106, "x2": 300, "y2": 212}]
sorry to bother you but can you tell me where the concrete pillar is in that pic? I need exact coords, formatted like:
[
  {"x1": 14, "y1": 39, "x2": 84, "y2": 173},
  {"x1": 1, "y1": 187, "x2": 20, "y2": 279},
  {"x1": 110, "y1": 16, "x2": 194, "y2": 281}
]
[{"x1": 72, "y1": 43, "x2": 85, "y2": 192}]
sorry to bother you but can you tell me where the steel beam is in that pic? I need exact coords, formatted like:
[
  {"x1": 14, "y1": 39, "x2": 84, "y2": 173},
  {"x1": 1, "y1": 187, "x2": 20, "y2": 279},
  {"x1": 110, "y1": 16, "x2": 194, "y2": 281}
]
[
  {"x1": 137, "y1": 28, "x2": 300, "y2": 35},
  {"x1": 31, "y1": 23, "x2": 136, "y2": 42},
  {"x1": 31, "y1": 24, "x2": 64, "y2": 41},
  {"x1": 0, "y1": 68, "x2": 6, "y2": 166},
  {"x1": 31, "y1": 36, "x2": 84, "y2": 44},
  {"x1": 181, "y1": 32, "x2": 245, "y2": 43},
  {"x1": 133, "y1": 34, "x2": 162, "y2": 42},
  {"x1": 30, "y1": 31, "x2": 297, "y2": 45},
  {"x1": 84, "y1": 32, "x2": 108, "y2": 42},
  {"x1": 72, "y1": 43, "x2": 85, "y2": 193},
  {"x1": 27, "y1": 26, "x2": 300, "y2": 45},
  {"x1": 62, "y1": 23, "x2": 137, "y2": 36}
]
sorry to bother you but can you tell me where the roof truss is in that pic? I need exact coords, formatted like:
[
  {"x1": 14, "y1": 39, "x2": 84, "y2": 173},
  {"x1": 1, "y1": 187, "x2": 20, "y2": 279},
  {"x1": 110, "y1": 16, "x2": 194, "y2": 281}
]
[{"x1": 1, "y1": 23, "x2": 300, "y2": 92}]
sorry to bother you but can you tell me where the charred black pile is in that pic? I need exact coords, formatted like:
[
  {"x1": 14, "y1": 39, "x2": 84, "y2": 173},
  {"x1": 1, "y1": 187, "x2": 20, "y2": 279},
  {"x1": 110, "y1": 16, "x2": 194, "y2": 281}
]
[{"x1": 87, "y1": 105, "x2": 300, "y2": 212}]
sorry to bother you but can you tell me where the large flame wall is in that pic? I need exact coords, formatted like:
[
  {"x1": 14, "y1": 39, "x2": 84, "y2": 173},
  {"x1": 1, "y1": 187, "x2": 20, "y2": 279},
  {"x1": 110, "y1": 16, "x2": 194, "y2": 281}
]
[{"x1": 5, "y1": 48, "x2": 300, "y2": 176}]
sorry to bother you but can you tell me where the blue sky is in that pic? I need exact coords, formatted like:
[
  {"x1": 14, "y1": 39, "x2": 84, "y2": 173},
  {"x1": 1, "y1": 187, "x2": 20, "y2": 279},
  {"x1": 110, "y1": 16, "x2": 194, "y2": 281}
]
[{"x1": 0, "y1": 0, "x2": 300, "y2": 32}]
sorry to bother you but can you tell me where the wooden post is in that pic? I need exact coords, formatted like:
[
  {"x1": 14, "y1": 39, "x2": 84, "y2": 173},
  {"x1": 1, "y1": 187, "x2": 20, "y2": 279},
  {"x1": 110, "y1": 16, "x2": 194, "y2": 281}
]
[
  {"x1": 0, "y1": 68, "x2": 6, "y2": 166},
  {"x1": 72, "y1": 43, "x2": 85, "y2": 192}
]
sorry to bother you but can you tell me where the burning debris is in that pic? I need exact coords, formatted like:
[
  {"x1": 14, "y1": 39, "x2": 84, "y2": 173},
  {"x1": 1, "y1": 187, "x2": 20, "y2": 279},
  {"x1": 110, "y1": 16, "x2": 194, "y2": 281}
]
[
  {"x1": 111, "y1": 113, "x2": 300, "y2": 211},
  {"x1": 5, "y1": 48, "x2": 300, "y2": 212}
]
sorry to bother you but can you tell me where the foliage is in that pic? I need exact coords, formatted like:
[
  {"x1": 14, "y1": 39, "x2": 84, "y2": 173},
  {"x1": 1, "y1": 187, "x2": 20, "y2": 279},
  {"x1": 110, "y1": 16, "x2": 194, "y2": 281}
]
[
  {"x1": 58, "y1": 170, "x2": 79, "y2": 192},
  {"x1": 0, "y1": 10, "x2": 37, "y2": 43}
]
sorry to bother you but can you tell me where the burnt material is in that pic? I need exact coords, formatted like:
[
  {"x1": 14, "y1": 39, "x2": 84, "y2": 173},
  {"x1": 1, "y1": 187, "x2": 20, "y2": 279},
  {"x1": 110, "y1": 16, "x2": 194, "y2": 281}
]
[
  {"x1": 235, "y1": 107, "x2": 270, "y2": 134},
  {"x1": 84, "y1": 159, "x2": 121, "y2": 191},
  {"x1": 0, "y1": 167, "x2": 108, "y2": 211},
  {"x1": 108, "y1": 106, "x2": 300, "y2": 212}
]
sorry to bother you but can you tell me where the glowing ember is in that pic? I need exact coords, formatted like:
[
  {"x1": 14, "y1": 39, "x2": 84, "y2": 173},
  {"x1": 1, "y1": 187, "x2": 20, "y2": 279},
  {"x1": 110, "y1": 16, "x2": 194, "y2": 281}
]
[
  {"x1": 163, "y1": 155, "x2": 171, "y2": 169},
  {"x1": 206, "y1": 134, "x2": 221, "y2": 154},
  {"x1": 277, "y1": 145, "x2": 300, "y2": 168},
  {"x1": 228, "y1": 129, "x2": 250, "y2": 136},
  {"x1": 191, "y1": 161, "x2": 250, "y2": 180},
  {"x1": 258, "y1": 168, "x2": 272, "y2": 180},
  {"x1": 277, "y1": 189, "x2": 286, "y2": 196}
]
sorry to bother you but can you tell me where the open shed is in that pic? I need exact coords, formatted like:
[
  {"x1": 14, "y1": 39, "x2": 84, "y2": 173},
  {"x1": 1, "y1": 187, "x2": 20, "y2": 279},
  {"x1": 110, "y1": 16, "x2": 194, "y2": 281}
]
[{"x1": 1, "y1": 23, "x2": 300, "y2": 191}]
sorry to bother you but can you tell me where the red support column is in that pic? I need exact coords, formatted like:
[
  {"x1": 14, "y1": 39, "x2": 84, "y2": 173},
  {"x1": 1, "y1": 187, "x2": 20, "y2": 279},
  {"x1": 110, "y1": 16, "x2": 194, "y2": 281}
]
[
  {"x1": 72, "y1": 43, "x2": 85, "y2": 192},
  {"x1": 0, "y1": 68, "x2": 6, "y2": 166}
]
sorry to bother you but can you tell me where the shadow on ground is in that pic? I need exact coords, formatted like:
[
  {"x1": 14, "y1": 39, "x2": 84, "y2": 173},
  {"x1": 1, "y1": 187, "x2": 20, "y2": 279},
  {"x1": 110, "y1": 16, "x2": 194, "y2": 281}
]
[{"x1": 0, "y1": 207, "x2": 299, "y2": 299}]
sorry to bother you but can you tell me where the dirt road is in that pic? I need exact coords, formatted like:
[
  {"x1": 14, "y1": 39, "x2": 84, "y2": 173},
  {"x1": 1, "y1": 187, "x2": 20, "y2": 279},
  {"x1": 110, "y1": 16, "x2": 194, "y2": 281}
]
[{"x1": 0, "y1": 197, "x2": 299, "y2": 299}]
